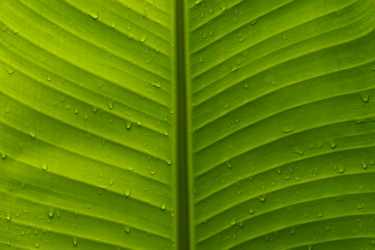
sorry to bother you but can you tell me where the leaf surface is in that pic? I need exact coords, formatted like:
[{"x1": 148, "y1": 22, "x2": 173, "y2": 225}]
[{"x1": 1, "y1": 0, "x2": 375, "y2": 249}]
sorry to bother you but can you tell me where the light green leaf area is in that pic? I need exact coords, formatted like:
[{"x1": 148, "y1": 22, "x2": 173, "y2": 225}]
[{"x1": 1, "y1": 0, "x2": 375, "y2": 249}]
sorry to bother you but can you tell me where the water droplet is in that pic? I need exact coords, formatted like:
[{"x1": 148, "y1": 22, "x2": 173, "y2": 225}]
[
  {"x1": 83, "y1": 114, "x2": 89, "y2": 120},
  {"x1": 361, "y1": 160, "x2": 368, "y2": 169},
  {"x1": 34, "y1": 242, "x2": 40, "y2": 248},
  {"x1": 107, "y1": 100, "x2": 114, "y2": 109},
  {"x1": 243, "y1": 83, "x2": 249, "y2": 89},
  {"x1": 73, "y1": 237, "x2": 78, "y2": 247},
  {"x1": 151, "y1": 81, "x2": 161, "y2": 88},
  {"x1": 336, "y1": 165, "x2": 345, "y2": 173},
  {"x1": 226, "y1": 161, "x2": 232, "y2": 169},
  {"x1": 41, "y1": 163, "x2": 48, "y2": 171},
  {"x1": 140, "y1": 34, "x2": 148, "y2": 43},
  {"x1": 230, "y1": 218, "x2": 236, "y2": 226},
  {"x1": 282, "y1": 33, "x2": 288, "y2": 40},
  {"x1": 248, "y1": 208, "x2": 255, "y2": 214},
  {"x1": 1, "y1": 152, "x2": 7, "y2": 160},
  {"x1": 7, "y1": 67, "x2": 14, "y2": 75},
  {"x1": 357, "y1": 202, "x2": 364, "y2": 209},
  {"x1": 74, "y1": 107, "x2": 79, "y2": 115},
  {"x1": 295, "y1": 146, "x2": 304, "y2": 155},
  {"x1": 161, "y1": 203, "x2": 166, "y2": 211},
  {"x1": 108, "y1": 178, "x2": 114, "y2": 185},
  {"x1": 92, "y1": 106, "x2": 97, "y2": 113},
  {"x1": 47, "y1": 75, "x2": 51, "y2": 81},
  {"x1": 88, "y1": 11, "x2": 99, "y2": 20},
  {"x1": 30, "y1": 131, "x2": 36, "y2": 140},
  {"x1": 230, "y1": 65, "x2": 239, "y2": 72},
  {"x1": 276, "y1": 167, "x2": 282, "y2": 175},
  {"x1": 123, "y1": 121, "x2": 132, "y2": 130},
  {"x1": 329, "y1": 140, "x2": 337, "y2": 149},
  {"x1": 6, "y1": 213, "x2": 11, "y2": 221},
  {"x1": 149, "y1": 169, "x2": 156, "y2": 175},
  {"x1": 48, "y1": 207, "x2": 55, "y2": 218},
  {"x1": 124, "y1": 189, "x2": 131, "y2": 197},
  {"x1": 166, "y1": 159, "x2": 172, "y2": 165},
  {"x1": 259, "y1": 195, "x2": 266, "y2": 203},
  {"x1": 251, "y1": 19, "x2": 257, "y2": 25},
  {"x1": 194, "y1": 0, "x2": 203, "y2": 5},
  {"x1": 282, "y1": 122, "x2": 295, "y2": 133},
  {"x1": 6, "y1": 241, "x2": 11, "y2": 246},
  {"x1": 361, "y1": 94, "x2": 370, "y2": 103},
  {"x1": 124, "y1": 226, "x2": 131, "y2": 234}
]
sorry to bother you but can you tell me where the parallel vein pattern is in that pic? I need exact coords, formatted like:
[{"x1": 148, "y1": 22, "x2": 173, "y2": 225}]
[
  {"x1": 0, "y1": 0, "x2": 176, "y2": 249},
  {"x1": 188, "y1": 0, "x2": 375, "y2": 249}
]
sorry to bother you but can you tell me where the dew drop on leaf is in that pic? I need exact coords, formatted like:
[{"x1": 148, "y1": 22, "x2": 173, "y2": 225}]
[
  {"x1": 108, "y1": 178, "x2": 114, "y2": 185},
  {"x1": 226, "y1": 161, "x2": 232, "y2": 169},
  {"x1": 357, "y1": 202, "x2": 364, "y2": 209},
  {"x1": 48, "y1": 207, "x2": 55, "y2": 218},
  {"x1": 140, "y1": 34, "x2": 148, "y2": 43},
  {"x1": 248, "y1": 208, "x2": 255, "y2": 214},
  {"x1": 6, "y1": 67, "x2": 14, "y2": 75},
  {"x1": 161, "y1": 203, "x2": 166, "y2": 211},
  {"x1": 34, "y1": 242, "x2": 40, "y2": 248},
  {"x1": 73, "y1": 237, "x2": 78, "y2": 247},
  {"x1": 361, "y1": 94, "x2": 370, "y2": 103},
  {"x1": 337, "y1": 165, "x2": 345, "y2": 173},
  {"x1": 1, "y1": 152, "x2": 7, "y2": 160},
  {"x1": 124, "y1": 226, "x2": 131, "y2": 234},
  {"x1": 88, "y1": 11, "x2": 99, "y2": 20},
  {"x1": 282, "y1": 122, "x2": 294, "y2": 133},
  {"x1": 41, "y1": 163, "x2": 48, "y2": 171},
  {"x1": 259, "y1": 195, "x2": 266, "y2": 203},
  {"x1": 360, "y1": 160, "x2": 368, "y2": 169},
  {"x1": 294, "y1": 146, "x2": 304, "y2": 155},
  {"x1": 107, "y1": 100, "x2": 114, "y2": 109},
  {"x1": 124, "y1": 189, "x2": 131, "y2": 197},
  {"x1": 30, "y1": 131, "x2": 36, "y2": 140},
  {"x1": 126, "y1": 120, "x2": 132, "y2": 130},
  {"x1": 329, "y1": 140, "x2": 337, "y2": 149}
]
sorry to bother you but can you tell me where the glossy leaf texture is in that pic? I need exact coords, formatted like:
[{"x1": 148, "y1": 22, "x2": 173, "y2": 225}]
[
  {"x1": 0, "y1": 0, "x2": 176, "y2": 249},
  {"x1": 188, "y1": 0, "x2": 375, "y2": 249},
  {"x1": 1, "y1": 0, "x2": 375, "y2": 249}
]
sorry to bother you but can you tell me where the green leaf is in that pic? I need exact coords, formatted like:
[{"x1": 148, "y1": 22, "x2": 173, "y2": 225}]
[{"x1": 1, "y1": 0, "x2": 375, "y2": 249}]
